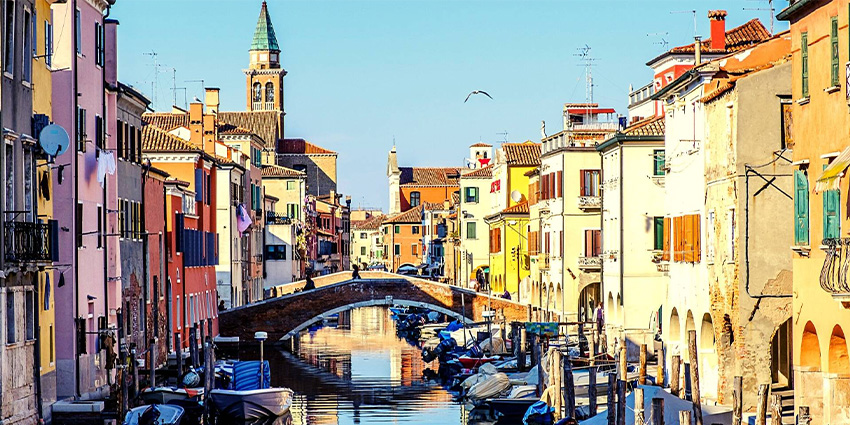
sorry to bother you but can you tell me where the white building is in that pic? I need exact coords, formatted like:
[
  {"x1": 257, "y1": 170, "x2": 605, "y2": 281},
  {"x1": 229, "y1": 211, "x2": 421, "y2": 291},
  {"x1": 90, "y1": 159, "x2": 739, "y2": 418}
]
[{"x1": 457, "y1": 165, "x2": 493, "y2": 288}]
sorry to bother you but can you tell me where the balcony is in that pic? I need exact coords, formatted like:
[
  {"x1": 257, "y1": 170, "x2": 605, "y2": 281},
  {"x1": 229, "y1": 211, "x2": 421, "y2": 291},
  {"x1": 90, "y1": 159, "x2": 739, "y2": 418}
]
[
  {"x1": 578, "y1": 255, "x2": 602, "y2": 271},
  {"x1": 578, "y1": 196, "x2": 602, "y2": 210},
  {"x1": 266, "y1": 212, "x2": 292, "y2": 225},
  {"x1": 251, "y1": 102, "x2": 275, "y2": 111},
  {"x1": 656, "y1": 263, "x2": 670, "y2": 273},
  {"x1": 538, "y1": 253, "x2": 550, "y2": 270},
  {"x1": 4, "y1": 221, "x2": 57, "y2": 263},
  {"x1": 821, "y1": 238, "x2": 850, "y2": 298}
]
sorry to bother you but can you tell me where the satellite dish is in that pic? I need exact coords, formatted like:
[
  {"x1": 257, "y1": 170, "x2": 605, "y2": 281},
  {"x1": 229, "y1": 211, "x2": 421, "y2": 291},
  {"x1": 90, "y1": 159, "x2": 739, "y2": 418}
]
[
  {"x1": 510, "y1": 190, "x2": 522, "y2": 203},
  {"x1": 39, "y1": 124, "x2": 70, "y2": 157}
]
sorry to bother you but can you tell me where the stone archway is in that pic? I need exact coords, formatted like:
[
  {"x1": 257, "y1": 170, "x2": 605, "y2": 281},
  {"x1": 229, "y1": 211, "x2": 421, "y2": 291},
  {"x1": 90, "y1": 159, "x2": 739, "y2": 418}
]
[
  {"x1": 801, "y1": 321, "x2": 822, "y2": 370},
  {"x1": 700, "y1": 313, "x2": 718, "y2": 399},
  {"x1": 829, "y1": 325, "x2": 849, "y2": 374}
]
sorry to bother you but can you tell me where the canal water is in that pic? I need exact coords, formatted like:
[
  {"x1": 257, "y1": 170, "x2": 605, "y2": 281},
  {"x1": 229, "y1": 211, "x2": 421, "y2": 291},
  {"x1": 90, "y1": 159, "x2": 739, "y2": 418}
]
[{"x1": 258, "y1": 306, "x2": 480, "y2": 425}]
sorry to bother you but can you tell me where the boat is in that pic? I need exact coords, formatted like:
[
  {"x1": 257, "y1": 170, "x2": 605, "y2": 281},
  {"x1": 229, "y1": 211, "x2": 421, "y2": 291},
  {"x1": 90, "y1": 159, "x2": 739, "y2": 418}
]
[
  {"x1": 124, "y1": 404, "x2": 184, "y2": 425},
  {"x1": 458, "y1": 355, "x2": 500, "y2": 369},
  {"x1": 208, "y1": 387, "x2": 294, "y2": 420},
  {"x1": 139, "y1": 387, "x2": 203, "y2": 405},
  {"x1": 208, "y1": 360, "x2": 294, "y2": 420},
  {"x1": 489, "y1": 398, "x2": 539, "y2": 418}
]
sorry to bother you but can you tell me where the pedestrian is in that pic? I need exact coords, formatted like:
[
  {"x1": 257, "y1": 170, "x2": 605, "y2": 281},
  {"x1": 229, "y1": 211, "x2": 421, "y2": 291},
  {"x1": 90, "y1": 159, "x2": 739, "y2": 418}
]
[
  {"x1": 595, "y1": 301, "x2": 604, "y2": 335},
  {"x1": 218, "y1": 300, "x2": 225, "y2": 311},
  {"x1": 352, "y1": 264, "x2": 361, "y2": 280},
  {"x1": 502, "y1": 289, "x2": 511, "y2": 300},
  {"x1": 304, "y1": 273, "x2": 316, "y2": 291}
]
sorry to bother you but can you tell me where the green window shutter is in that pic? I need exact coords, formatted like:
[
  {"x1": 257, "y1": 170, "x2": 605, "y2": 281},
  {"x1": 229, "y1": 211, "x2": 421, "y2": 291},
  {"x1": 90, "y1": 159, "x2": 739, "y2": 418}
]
[
  {"x1": 795, "y1": 170, "x2": 810, "y2": 245},
  {"x1": 654, "y1": 217, "x2": 664, "y2": 250},
  {"x1": 472, "y1": 187, "x2": 479, "y2": 202},
  {"x1": 832, "y1": 17, "x2": 840, "y2": 87},
  {"x1": 467, "y1": 222, "x2": 476, "y2": 239},
  {"x1": 653, "y1": 150, "x2": 665, "y2": 176},
  {"x1": 802, "y1": 32, "x2": 809, "y2": 98},
  {"x1": 824, "y1": 188, "x2": 841, "y2": 240}
]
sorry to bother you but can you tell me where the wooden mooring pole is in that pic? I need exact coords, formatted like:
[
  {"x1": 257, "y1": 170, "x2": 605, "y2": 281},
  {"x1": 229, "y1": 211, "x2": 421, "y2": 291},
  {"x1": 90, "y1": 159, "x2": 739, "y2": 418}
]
[
  {"x1": 635, "y1": 387, "x2": 645, "y2": 424},
  {"x1": 755, "y1": 384, "x2": 769, "y2": 425},
  {"x1": 607, "y1": 373, "x2": 616, "y2": 425},
  {"x1": 679, "y1": 410, "x2": 692, "y2": 424},
  {"x1": 770, "y1": 393, "x2": 783, "y2": 425},
  {"x1": 617, "y1": 342, "x2": 626, "y2": 425},
  {"x1": 671, "y1": 355, "x2": 680, "y2": 397},
  {"x1": 732, "y1": 376, "x2": 742, "y2": 425},
  {"x1": 688, "y1": 330, "x2": 703, "y2": 425},
  {"x1": 588, "y1": 366, "x2": 597, "y2": 417},
  {"x1": 563, "y1": 353, "x2": 576, "y2": 419},
  {"x1": 657, "y1": 348, "x2": 665, "y2": 387},
  {"x1": 639, "y1": 343, "x2": 648, "y2": 385},
  {"x1": 651, "y1": 397, "x2": 665, "y2": 425}
]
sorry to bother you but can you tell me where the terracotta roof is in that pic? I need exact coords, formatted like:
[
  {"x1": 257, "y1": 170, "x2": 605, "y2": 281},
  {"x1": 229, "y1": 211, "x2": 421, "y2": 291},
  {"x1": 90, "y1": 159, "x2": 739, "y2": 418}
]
[
  {"x1": 261, "y1": 164, "x2": 306, "y2": 178},
  {"x1": 399, "y1": 167, "x2": 461, "y2": 186},
  {"x1": 277, "y1": 138, "x2": 337, "y2": 155},
  {"x1": 701, "y1": 32, "x2": 792, "y2": 103},
  {"x1": 669, "y1": 19, "x2": 771, "y2": 54},
  {"x1": 218, "y1": 123, "x2": 255, "y2": 136},
  {"x1": 470, "y1": 142, "x2": 492, "y2": 147},
  {"x1": 217, "y1": 111, "x2": 284, "y2": 148},
  {"x1": 502, "y1": 200, "x2": 529, "y2": 214},
  {"x1": 461, "y1": 165, "x2": 493, "y2": 179},
  {"x1": 142, "y1": 124, "x2": 200, "y2": 153},
  {"x1": 353, "y1": 214, "x2": 383, "y2": 231},
  {"x1": 502, "y1": 142, "x2": 541, "y2": 166},
  {"x1": 451, "y1": 191, "x2": 460, "y2": 205},
  {"x1": 422, "y1": 201, "x2": 448, "y2": 211},
  {"x1": 622, "y1": 115, "x2": 665, "y2": 137},
  {"x1": 383, "y1": 205, "x2": 423, "y2": 224},
  {"x1": 143, "y1": 112, "x2": 189, "y2": 131}
]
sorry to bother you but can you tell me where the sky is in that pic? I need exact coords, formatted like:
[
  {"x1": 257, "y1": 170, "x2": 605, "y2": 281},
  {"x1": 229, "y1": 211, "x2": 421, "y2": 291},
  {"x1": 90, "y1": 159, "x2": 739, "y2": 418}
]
[{"x1": 113, "y1": 0, "x2": 789, "y2": 212}]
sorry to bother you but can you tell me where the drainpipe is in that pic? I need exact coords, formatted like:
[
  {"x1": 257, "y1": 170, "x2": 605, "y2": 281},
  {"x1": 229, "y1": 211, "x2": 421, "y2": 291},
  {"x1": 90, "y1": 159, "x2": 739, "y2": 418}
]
[
  {"x1": 72, "y1": 0, "x2": 81, "y2": 398},
  {"x1": 598, "y1": 148, "x2": 605, "y2": 326},
  {"x1": 619, "y1": 142, "x2": 625, "y2": 323},
  {"x1": 101, "y1": 6, "x2": 111, "y2": 388}
]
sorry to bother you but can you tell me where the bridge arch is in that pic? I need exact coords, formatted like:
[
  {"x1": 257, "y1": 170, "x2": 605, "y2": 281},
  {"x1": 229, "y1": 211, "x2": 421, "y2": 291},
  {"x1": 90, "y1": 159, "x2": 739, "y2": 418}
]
[{"x1": 284, "y1": 298, "x2": 471, "y2": 340}]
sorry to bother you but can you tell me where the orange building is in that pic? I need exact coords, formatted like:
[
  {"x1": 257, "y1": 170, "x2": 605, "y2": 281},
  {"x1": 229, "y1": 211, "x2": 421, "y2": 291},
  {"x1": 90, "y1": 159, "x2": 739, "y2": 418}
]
[
  {"x1": 381, "y1": 206, "x2": 424, "y2": 271},
  {"x1": 387, "y1": 146, "x2": 460, "y2": 214}
]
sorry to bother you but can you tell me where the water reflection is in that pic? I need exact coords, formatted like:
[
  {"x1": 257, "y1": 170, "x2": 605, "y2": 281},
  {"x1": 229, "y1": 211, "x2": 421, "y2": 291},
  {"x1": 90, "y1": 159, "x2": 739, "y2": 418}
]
[{"x1": 253, "y1": 307, "x2": 472, "y2": 425}]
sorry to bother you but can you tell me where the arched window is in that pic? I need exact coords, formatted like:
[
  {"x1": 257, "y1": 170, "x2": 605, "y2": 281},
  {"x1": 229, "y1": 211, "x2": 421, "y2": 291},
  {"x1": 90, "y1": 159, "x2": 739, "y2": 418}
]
[
  {"x1": 252, "y1": 83, "x2": 262, "y2": 102},
  {"x1": 265, "y1": 82, "x2": 275, "y2": 103}
]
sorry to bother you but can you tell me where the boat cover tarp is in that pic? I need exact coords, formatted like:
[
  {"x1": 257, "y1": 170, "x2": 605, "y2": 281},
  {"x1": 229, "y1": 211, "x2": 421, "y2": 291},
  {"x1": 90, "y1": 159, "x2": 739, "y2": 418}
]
[
  {"x1": 579, "y1": 385, "x2": 732, "y2": 425},
  {"x1": 523, "y1": 401, "x2": 555, "y2": 425},
  {"x1": 479, "y1": 335, "x2": 508, "y2": 354},
  {"x1": 467, "y1": 372, "x2": 510, "y2": 400},
  {"x1": 461, "y1": 363, "x2": 499, "y2": 390},
  {"x1": 232, "y1": 361, "x2": 271, "y2": 391}
]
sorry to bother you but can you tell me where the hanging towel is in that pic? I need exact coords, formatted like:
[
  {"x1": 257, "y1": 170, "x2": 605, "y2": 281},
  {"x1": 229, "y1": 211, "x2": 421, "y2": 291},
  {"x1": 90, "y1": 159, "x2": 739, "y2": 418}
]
[
  {"x1": 40, "y1": 171, "x2": 50, "y2": 201},
  {"x1": 96, "y1": 150, "x2": 117, "y2": 188},
  {"x1": 236, "y1": 204, "x2": 253, "y2": 233}
]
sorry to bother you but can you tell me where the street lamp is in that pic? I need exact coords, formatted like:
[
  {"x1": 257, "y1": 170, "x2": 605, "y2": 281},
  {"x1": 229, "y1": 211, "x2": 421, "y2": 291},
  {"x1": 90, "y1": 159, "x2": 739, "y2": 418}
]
[{"x1": 255, "y1": 331, "x2": 268, "y2": 384}]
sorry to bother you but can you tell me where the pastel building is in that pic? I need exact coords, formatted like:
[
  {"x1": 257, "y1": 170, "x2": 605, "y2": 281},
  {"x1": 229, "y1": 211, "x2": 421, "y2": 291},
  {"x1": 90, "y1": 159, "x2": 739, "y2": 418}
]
[{"x1": 457, "y1": 165, "x2": 492, "y2": 288}]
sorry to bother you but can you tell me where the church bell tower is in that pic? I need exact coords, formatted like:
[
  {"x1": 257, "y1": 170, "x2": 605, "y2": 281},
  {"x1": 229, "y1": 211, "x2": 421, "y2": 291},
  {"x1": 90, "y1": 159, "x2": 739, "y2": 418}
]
[{"x1": 245, "y1": 1, "x2": 287, "y2": 112}]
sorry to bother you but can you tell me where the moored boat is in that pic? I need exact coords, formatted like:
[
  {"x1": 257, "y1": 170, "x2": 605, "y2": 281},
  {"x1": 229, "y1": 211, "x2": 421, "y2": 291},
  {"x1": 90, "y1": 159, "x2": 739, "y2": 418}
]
[
  {"x1": 208, "y1": 387, "x2": 294, "y2": 420},
  {"x1": 139, "y1": 387, "x2": 203, "y2": 405},
  {"x1": 124, "y1": 404, "x2": 184, "y2": 425}
]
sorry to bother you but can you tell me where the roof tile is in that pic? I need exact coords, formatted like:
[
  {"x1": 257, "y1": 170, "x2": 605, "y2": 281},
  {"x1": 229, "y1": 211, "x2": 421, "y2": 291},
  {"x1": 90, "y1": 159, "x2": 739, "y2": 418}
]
[
  {"x1": 142, "y1": 124, "x2": 200, "y2": 153},
  {"x1": 502, "y1": 142, "x2": 541, "y2": 166},
  {"x1": 278, "y1": 138, "x2": 337, "y2": 155},
  {"x1": 669, "y1": 19, "x2": 771, "y2": 54},
  {"x1": 261, "y1": 164, "x2": 306, "y2": 178},
  {"x1": 383, "y1": 205, "x2": 423, "y2": 224},
  {"x1": 623, "y1": 115, "x2": 665, "y2": 137},
  {"x1": 461, "y1": 165, "x2": 493, "y2": 179},
  {"x1": 399, "y1": 167, "x2": 461, "y2": 186}
]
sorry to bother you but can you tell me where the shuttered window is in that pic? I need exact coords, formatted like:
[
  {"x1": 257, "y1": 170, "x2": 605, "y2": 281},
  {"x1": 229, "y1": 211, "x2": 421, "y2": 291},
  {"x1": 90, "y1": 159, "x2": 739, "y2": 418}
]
[
  {"x1": 556, "y1": 171, "x2": 563, "y2": 198},
  {"x1": 794, "y1": 169, "x2": 810, "y2": 245},
  {"x1": 584, "y1": 230, "x2": 601, "y2": 257},
  {"x1": 653, "y1": 217, "x2": 664, "y2": 250},
  {"x1": 832, "y1": 17, "x2": 840, "y2": 87},
  {"x1": 672, "y1": 214, "x2": 701, "y2": 263},
  {"x1": 802, "y1": 32, "x2": 809, "y2": 98},
  {"x1": 824, "y1": 186, "x2": 841, "y2": 240},
  {"x1": 662, "y1": 217, "x2": 671, "y2": 261}
]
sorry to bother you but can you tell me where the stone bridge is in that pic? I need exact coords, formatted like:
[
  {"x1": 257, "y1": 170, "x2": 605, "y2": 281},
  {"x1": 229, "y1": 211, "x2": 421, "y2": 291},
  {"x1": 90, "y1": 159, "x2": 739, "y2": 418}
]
[{"x1": 219, "y1": 271, "x2": 530, "y2": 342}]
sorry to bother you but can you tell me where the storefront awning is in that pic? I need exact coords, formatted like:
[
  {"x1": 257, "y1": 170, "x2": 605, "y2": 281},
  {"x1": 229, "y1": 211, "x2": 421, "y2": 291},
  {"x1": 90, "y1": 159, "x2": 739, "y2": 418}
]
[{"x1": 816, "y1": 146, "x2": 850, "y2": 193}]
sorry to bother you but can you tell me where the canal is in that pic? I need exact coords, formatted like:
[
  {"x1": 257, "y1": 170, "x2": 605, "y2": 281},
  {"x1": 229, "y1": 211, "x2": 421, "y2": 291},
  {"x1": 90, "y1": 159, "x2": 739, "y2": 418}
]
[{"x1": 258, "y1": 306, "x2": 479, "y2": 425}]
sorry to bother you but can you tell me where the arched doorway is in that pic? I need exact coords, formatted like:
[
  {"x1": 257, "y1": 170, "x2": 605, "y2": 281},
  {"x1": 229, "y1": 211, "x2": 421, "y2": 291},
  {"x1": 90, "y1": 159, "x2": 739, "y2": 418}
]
[
  {"x1": 800, "y1": 321, "x2": 822, "y2": 371},
  {"x1": 829, "y1": 325, "x2": 850, "y2": 374},
  {"x1": 700, "y1": 313, "x2": 718, "y2": 399},
  {"x1": 771, "y1": 318, "x2": 793, "y2": 388},
  {"x1": 669, "y1": 308, "x2": 681, "y2": 347},
  {"x1": 578, "y1": 282, "x2": 600, "y2": 323},
  {"x1": 606, "y1": 293, "x2": 614, "y2": 322}
]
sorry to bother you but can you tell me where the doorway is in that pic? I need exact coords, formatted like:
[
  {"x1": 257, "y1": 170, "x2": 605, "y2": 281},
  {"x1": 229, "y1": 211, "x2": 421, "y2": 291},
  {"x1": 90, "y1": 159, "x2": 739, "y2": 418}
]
[{"x1": 771, "y1": 318, "x2": 793, "y2": 389}]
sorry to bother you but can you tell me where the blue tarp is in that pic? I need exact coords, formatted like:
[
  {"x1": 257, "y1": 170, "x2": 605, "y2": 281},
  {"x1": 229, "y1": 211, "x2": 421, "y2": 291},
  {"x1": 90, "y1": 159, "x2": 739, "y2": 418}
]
[
  {"x1": 523, "y1": 400, "x2": 554, "y2": 425},
  {"x1": 232, "y1": 361, "x2": 271, "y2": 391}
]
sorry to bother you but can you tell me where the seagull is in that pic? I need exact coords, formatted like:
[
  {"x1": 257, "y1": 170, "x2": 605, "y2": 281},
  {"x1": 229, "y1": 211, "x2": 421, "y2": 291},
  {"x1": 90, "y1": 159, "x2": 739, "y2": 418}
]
[{"x1": 464, "y1": 90, "x2": 493, "y2": 103}]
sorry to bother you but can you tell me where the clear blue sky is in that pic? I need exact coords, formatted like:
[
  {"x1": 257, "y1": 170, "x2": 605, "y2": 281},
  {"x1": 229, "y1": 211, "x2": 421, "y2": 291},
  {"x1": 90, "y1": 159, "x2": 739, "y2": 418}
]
[{"x1": 114, "y1": 0, "x2": 789, "y2": 211}]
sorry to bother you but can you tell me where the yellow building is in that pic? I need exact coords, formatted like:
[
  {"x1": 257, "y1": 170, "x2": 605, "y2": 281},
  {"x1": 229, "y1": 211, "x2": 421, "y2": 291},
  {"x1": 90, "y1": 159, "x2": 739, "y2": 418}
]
[{"x1": 485, "y1": 201, "x2": 530, "y2": 299}]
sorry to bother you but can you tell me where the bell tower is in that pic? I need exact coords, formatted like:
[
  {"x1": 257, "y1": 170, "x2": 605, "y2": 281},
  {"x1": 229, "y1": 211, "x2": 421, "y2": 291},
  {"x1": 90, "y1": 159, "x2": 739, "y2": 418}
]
[{"x1": 245, "y1": 1, "x2": 287, "y2": 112}]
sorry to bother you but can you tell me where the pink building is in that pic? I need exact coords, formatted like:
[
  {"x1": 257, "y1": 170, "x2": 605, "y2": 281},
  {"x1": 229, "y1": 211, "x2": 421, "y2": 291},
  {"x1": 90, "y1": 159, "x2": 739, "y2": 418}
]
[{"x1": 51, "y1": 0, "x2": 119, "y2": 400}]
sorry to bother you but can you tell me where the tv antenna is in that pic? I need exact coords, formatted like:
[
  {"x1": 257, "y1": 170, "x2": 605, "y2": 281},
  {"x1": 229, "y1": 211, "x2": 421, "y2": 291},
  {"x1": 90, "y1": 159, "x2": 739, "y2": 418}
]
[
  {"x1": 648, "y1": 32, "x2": 670, "y2": 51},
  {"x1": 143, "y1": 51, "x2": 163, "y2": 108},
  {"x1": 744, "y1": 0, "x2": 775, "y2": 34},
  {"x1": 671, "y1": 10, "x2": 698, "y2": 37},
  {"x1": 497, "y1": 131, "x2": 509, "y2": 142},
  {"x1": 185, "y1": 79, "x2": 206, "y2": 104},
  {"x1": 574, "y1": 45, "x2": 597, "y2": 122}
]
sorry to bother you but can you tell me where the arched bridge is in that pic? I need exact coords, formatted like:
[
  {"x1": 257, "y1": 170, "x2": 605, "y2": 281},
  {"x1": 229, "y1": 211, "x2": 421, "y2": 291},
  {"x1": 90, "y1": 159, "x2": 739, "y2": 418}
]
[{"x1": 219, "y1": 271, "x2": 530, "y2": 342}]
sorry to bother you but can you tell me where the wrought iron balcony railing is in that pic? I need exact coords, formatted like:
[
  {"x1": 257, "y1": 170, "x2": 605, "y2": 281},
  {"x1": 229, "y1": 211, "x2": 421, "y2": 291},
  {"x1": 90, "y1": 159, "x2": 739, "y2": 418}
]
[
  {"x1": 578, "y1": 255, "x2": 602, "y2": 271},
  {"x1": 578, "y1": 196, "x2": 602, "y2": 210},
  {"x1": 5, "y1": 220, "x2": 57, "y2": 263},
  {"x1": 266, "y1": 212, "x2": 293, "y2": 225},
  {"x1": 538, "y1": 253, "x2": 550, "y2": 270},
  {"x1": 821, "y1": 238, "x2": 850, "y2": 294}
]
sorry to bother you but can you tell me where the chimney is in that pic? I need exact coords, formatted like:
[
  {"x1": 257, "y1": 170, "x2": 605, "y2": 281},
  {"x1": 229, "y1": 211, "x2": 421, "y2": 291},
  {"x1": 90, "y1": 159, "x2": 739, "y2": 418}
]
[
  {"x1": 205, "y1": 88, "x2": 220, "y2": 115},
  {"x1": 189, "y1": 102, "x2": 204, "y2": 149},
  {"x1": 694, "y1": 36, "x2": 702, "y2": 64},
  {"x1": 708, "y1": 10, "x2": 727, "y2": 51}
]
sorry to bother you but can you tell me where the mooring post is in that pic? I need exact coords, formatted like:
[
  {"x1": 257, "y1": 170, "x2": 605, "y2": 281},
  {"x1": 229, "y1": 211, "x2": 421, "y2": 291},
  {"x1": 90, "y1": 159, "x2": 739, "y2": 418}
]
[
  {"x1": 519, "y1": 327, "x2": 527, "y2": 372},
  {"x1": 688, "y1": 330, "x2": 702, "y2": 425},
  {"x1": 175, "y1": 333, "x2": 183, "y2": 378},
  {"x1": 635, "y1": 387, "x2": 645, "y2": 424},
  {"x1": 588, "y1": 365, "x2": 597, "y2": 417},
  {"x1": 680, "y1": 410, "x2": 692, "y2": 424},
  {"x1": 563, "y1": 353, "x2": 576, "y2": 419},
  {"x1": 189, "y1": 327, "x2": 197, "y2": 369},
  {"x1": 639, "y1": 343, "x2": 648, "y2": 385},
  {"x1": 617, "y1": 342, "x2": 626, "y2": 425},
  {"x1": 770, "y1": 393, "x2": 783, "y2": 425},
  {"x1": 732, "y1": 376, "x2": 742, "y2": 425},
  {"x1": 755, "y1": 384, "x2": 769, "y2": 425},
  {"x1": 671, "y1": 354, "x2": 680, "y2": 396},
  {"x1": 149, "y1": 340, "x2": 156, "y2": 389},
  {"x1": 607, "y1": 373, "x2": 616, "y2": 425},
  {"x1": 657, "y1": 348, "x2": 665, "y2": 387},
  {"x1": 651, "y1": 397, "x2": 665, "y2": 425}
]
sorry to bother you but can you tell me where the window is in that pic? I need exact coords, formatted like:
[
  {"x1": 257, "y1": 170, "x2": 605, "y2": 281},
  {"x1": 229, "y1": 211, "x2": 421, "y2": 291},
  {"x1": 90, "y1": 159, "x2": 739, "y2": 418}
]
[
  {"x1": 465, "y1": 187, "x2": 479, "y2": 203},
  {"x1": 410, "y1": 191, "x2": 420, "y2": 207},
  {"x1": 6, "y1": 291, "x2": 15, "y2": 343},
  {"x1": 23, "y1": 147, "x2": 32, "y2": 221},
  {"x1": 801, "y1": 32, "x2": 809, "y2": 98},
  {"x1": 252, "y1": 83, "x2": 261, "y2": 102},
  {"x1": 4, "y1": 142, "x2": 11, "y2": 212},
  {"x1": 22, "y1": 8, "x2": 31, "y2": 82},
  {"x1": 76, "y1": 107, "x2": 87, "y2": 151},
  {"x1": 286, "y1": 203, "x2": 298, "y2": 220},
  {"x1": 74, "y1": 9, "x2": 80, "y2": 55},
  {"x1": 824, "y1": 186, "x2": 840, "y2": 239},
  {"x1": 580, "y1": 170, "x2": 601, "y2": 197},
  {"x1": 265, "y1": 82, "x2": 275, "y2": 103},
  {"x1": 832, "y1": 17, "x2": 839, "y2": 87},
  {"x1": 116, "y1": 120, "x2": 124, "y2": 159},
  {"x1": 794, "y1": 169, "x2": 810, "y2": 245},
  {"x1": 584, "y1": 229, "x2": 601, "y2": 257},
  {"x1": 4, "y1": 0, "x2": 14, "y2": 75},
  {"x1": 781, "y1": 100, "x2": 793, "y2": 150},
  {"x1": 662, "y1": 217, "x2": 671, "y2": 261},
  {"x1": 359, "y1": 232, "x2": 367, "y2": 239},
  {"x1": 672, "y1": 214, "x2": 701, "y2": 263},
  {"x1": 360, "y1": 246, "x2": 366, "y2": 256},
  {"x1": 265, "y1": 245, "x2": 287, "y2": 260},
  {"x1": 43, "y1": 19, "x2": 51, "y2": 67},
  {"x1": 466, "y1": 222, "x2": 477, "y2": 239},
  {"x1": 653, "y1": 217, "x2": 664, "y2": 250},
  {"x1": 95, "y1": 22, "x2": 104, "y2": 67},
  {"x1": 412, "y1": 225, "x2": 419, "y2": 235},
  {"x1": 97, "y1": 205, "x2": 103, "y2": 248},
  {"x1": 394, "y1": 244, "x2": 400, "y2": 256},
  {"x1": 76, "y1": 202, "x2": 83, "y2": 248},
  {"x1": 653, "y1": 150, "x2": 665, "y2": 176},
  {"x1": 95, "y1": 115, "x2": 103, "y2": 149},
  {"x1": 286, "y1": 180, "x2": 296, "y2": 190},
  {"x1": 412, "y1": 244, "x2": 419, "y2": 257},
  {"x1": 25, "y1": 291, "x2": 33, "y2": 341},
  {"x1": 394, "y1": 225, "x2": 400, "y2": 234},
  {"x1": 176, "y1": 295, "x2": 181, "y2": 329},
  {"x1": 490, "y1": 228, "x2": 502, "y2": 253}
]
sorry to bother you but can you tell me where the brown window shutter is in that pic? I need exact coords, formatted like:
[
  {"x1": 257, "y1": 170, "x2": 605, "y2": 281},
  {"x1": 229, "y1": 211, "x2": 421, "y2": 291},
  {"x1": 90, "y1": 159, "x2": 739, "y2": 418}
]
[
  {"x1": 662, "y1": 217, "x2": 671, "y2": 261},
  {"x1": 557, "y1": 171, "x2": 563, "y2": 198},
  {"x1": 594, "y1": 230, "x2": 601, "y2": 256},
  {"x1": 694, "y1": 214, "x2": 701, "y2": 262}
]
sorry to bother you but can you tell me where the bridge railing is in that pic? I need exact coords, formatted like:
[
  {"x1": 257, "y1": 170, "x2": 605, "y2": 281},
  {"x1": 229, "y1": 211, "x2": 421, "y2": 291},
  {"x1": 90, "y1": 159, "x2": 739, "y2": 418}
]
[{"x1": 265, "y1": 271, "x2": 400, "y2": 298}]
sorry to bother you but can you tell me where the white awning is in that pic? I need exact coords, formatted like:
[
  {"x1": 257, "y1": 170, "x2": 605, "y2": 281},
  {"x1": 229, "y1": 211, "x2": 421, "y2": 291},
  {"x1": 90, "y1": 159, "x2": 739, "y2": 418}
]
[{"x1": 815, "y1": 146, "x2": 850, "y2": 193}]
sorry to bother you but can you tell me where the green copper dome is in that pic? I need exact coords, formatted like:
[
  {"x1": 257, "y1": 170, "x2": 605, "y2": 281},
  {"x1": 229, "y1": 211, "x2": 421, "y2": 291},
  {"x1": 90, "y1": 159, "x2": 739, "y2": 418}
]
[{"x1": 250, "y1": 1, "x2": 280, "y2": 52}]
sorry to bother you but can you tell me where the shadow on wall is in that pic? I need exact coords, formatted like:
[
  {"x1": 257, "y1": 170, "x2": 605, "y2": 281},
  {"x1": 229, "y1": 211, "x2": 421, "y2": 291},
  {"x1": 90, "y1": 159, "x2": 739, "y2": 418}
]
[{"x1": 278, "y1": 157, "x2": 335, "y2": 197}]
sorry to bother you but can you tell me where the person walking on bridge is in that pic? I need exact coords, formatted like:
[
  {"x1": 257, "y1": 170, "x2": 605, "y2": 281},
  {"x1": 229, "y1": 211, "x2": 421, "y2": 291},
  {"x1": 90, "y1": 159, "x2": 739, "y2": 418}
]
[
  {"x1": 304, "y1": 272, "x2": 316, "y2": 291},
  {"x1": 352, "y1": 264, "x2": 362, "y2": 280}
]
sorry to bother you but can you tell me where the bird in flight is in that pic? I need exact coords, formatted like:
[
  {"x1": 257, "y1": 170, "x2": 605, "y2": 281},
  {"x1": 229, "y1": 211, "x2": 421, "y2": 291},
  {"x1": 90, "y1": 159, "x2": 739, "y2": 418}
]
[{"x1": 465, "y1": 90, "x2": 493, "y2": 103}]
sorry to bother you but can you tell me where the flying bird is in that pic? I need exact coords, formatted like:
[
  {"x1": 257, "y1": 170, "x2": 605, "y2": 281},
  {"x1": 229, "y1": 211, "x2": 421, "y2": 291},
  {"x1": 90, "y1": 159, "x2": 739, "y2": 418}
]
[{"x1": 464, "y1": 90, "x2": 493, "y2": 103}]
